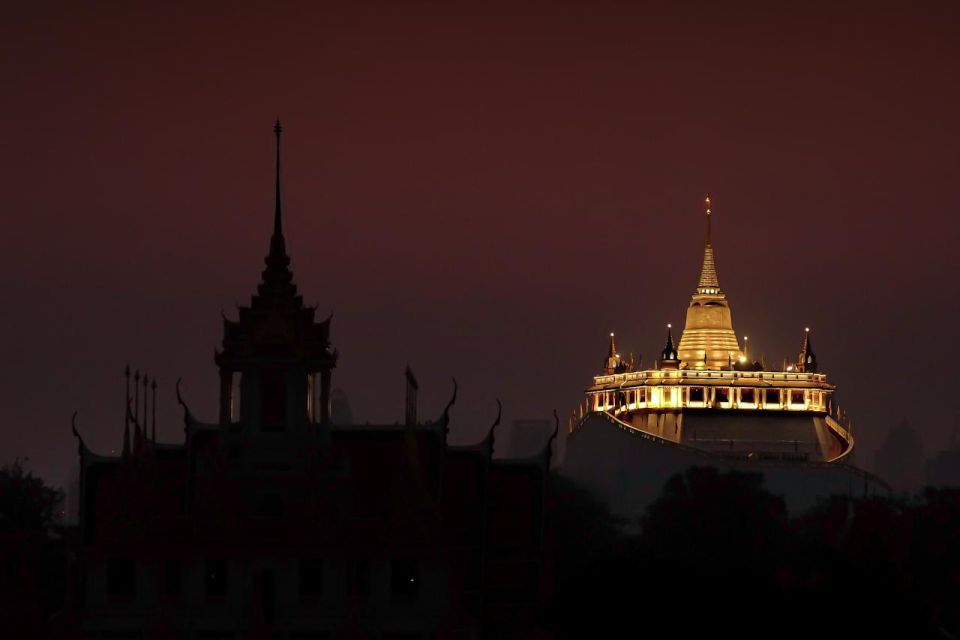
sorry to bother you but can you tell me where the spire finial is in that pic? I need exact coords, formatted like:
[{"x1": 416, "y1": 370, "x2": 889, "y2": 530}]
[
  {"x1": 696, "y1": 193, "x2": 721, "y2": 293},
  {"x1": 705, "y1": 193, "x2": 712, "y2": 245},
  {"x1": 262, "y1": 120, "x2": 293, "y2": 285},
  {"x1": 273, "y1": 119, "x2": 283, "y2": 242},
  {"x1": 661, "y1": 323, "x2": 679, "y2": 366}
]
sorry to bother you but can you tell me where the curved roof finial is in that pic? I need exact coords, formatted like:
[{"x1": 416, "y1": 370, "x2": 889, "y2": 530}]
[
  {"x1": 484, "y1": 399, "x2": 502, "y2": 454},
  {"x1": 544, "y1": 409, "x2": 560, "y2": 465},
  {"x1": 175, "y1": 377, "x2": 195, "y2": 426},
  {"x1": 439, "y1": 378, "x2": 458, "y2": 431},
  {"x1": 71, "y1": 411, "x2": 88, "y2": 456}
]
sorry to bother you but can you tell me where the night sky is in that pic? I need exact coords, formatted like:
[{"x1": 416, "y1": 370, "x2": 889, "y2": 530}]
[{"x1": 2, "y1": 1, "x2": 958, "y2": 488}]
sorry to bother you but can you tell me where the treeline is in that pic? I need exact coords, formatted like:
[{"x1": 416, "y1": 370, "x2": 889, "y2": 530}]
[{"x1": 545, "y1": 467, "x2": 960, "y2": 639}]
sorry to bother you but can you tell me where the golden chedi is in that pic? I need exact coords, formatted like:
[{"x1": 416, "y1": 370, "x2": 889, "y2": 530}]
[{"x1": 677, "y1": 195, "x2": 743, "y2": 369}]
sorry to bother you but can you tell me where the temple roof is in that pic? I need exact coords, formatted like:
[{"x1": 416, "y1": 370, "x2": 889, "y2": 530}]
[{"x1": 215, "y1": 122, "x2": 335, "y2": 368}]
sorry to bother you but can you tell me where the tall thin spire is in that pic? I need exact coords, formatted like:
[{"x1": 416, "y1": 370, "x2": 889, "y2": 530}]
[
  {"x1": 274, "y1": 120, "x2": 283, "y2": 240},
  {"x1": 261, "y1": 120, "x2": 293, "y2": 289},
  {"x1": 697, "y1": 193, "x2": 720, "y2": 293},
  {"x1": 705, "y1": 193, "x2": 712, "y2": 245},
  {"x1": 798, "y1": 327, "x2": 817, "y2": 372},
  {"x1": 602, "y1": 332, "x2": 621, "y2": 374},
  {"x1": 269, "y1": 120, "x2": 287, "y2": 259}
]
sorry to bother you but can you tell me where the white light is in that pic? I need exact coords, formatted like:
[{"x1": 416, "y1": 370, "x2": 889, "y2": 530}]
[{"x1": 738, "y1": 356, "x2": 747, "y2": 363}]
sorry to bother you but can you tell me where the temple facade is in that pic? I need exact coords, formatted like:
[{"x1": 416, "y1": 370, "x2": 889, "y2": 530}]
[
  {"x1": 66, "y1": 124, "x2": 555, "y2": 639},
  {"x1": 563, "y1": 196, "x2": 888, "y2": 516}
]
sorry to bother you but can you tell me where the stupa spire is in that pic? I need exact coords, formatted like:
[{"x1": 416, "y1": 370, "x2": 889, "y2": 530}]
[{"x1": 696, "y1": 194, "x2": 720, "y2": 293}]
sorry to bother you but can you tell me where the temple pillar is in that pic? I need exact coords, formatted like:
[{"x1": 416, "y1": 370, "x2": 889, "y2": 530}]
[
  {"x1": 219, "y1": 369, "x2": 233, "y2": 424},
  {"x1": 320, "y1": 368, "x2": 331, "y2": 425}
]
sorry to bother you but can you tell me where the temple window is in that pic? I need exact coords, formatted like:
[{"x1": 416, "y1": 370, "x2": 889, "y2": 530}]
[
  {"x1": 790, "y1": 390, "x2": 805, "y2": 405},
  {"x1": 765, "y1": 389, "x2": 780, "y2": 405},
  {"x1": 716, "y1": 388, "x2": 730, "y2": 403},
  {"x1": 689, "y1": 387, "x2": 705, "y2": 403},
  {"x1": 740, "y1": 389, "x2": 755, "y2": 403}
]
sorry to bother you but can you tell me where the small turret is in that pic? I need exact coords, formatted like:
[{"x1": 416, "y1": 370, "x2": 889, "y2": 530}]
[
  {"x1": 796, "y1": 327, "x2": 818, "y2": 373},
  {"x1": 602, "y1": 332, "x2": 623, "y2": 374},
  {"x1": 660, "y1": 324, "x2": 680, "y2": 370}
]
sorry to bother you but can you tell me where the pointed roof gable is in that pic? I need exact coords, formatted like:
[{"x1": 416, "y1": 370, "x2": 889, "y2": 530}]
[{"x1": 215, "y1": 122, "x2": 335, "y2": 368}]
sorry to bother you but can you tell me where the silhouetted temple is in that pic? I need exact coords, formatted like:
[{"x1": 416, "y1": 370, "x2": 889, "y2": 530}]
[
  {"x1": 563, "y1": 195, "x2": 889, "y2": 515},
  {"x1": 67, "y1": 124, "x2": 555, "y2": 639}
]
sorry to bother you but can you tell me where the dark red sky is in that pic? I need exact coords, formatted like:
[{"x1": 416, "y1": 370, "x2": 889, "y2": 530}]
[{"x1": 2, "y1": 1, "x2": 959, "y2": 487}]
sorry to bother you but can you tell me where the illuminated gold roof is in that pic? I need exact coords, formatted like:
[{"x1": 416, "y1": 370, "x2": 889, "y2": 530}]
[{"x1": 677, "y1": 195, "x2": 742, "y2": 369}]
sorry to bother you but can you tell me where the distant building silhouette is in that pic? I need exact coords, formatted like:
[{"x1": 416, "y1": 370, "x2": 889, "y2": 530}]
[
  {"x1": 67, "y1": 123, "x2": 555, "y2": 638},
  {"x1": 925, "y1": 433, "x2": 960, "y2": 487},
  {"x1": 874, "y1": 420, "x2": 925, "y2": 493},
  {"x1": 564, "y1": 195, "x2": 889, "y2": 515},
  {"x1": 507, "y1": 419, "x2": 554, "y2": 458},
  {"x1": 330, "y1": 388, "x2": 353, "y2": 425}
]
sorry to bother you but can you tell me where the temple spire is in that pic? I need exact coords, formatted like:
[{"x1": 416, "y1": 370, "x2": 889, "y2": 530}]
[
  {"x1": 274, "y1": 121, "x2": 283, "y2": 237},
  {"x1": 797, "y1": 327, "x2": 818, "y2": 372},
  {"x1": 705, "y1": 193, "x2": 712, "y2": 244},
  {"x1": 696, "y1": 193, "x2": 720, "y2": 294},
  {"x1": 660, "y1": 324, "x2": 680, "y2": 369},
  {"x1": 261, "y1": 120, "x2": 293, "y2": 289},
  {"x1": 269, "y1": 120, "x2": 287, "y2": 259},
  {"x1": 602, "y1": 332, "x2": 621, "y2": 374}
]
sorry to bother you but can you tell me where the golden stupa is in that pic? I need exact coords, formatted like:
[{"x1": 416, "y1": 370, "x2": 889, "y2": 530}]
[{"x1": 677, "y1": 195, "x2": 744, "y2": 369}]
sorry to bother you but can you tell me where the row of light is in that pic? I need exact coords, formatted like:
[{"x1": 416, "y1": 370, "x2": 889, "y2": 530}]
[{"x1": 609, "y1": 327, "x2": 811, "y2": 367}]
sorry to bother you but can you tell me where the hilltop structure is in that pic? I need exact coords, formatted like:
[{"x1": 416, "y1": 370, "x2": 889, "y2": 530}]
[
  {"x1": 66, "y1": 124, "x2": 555, "y2": 639},
  {"x1": 563, "y1": 196, "x2": 888, "y2": 515}
]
